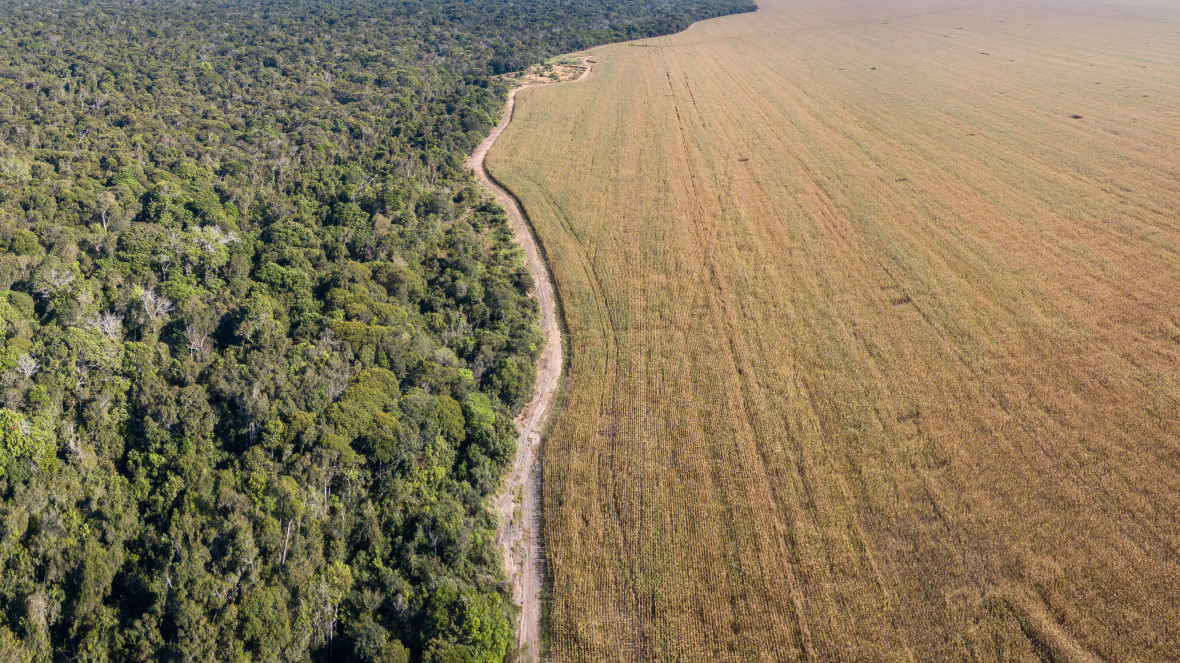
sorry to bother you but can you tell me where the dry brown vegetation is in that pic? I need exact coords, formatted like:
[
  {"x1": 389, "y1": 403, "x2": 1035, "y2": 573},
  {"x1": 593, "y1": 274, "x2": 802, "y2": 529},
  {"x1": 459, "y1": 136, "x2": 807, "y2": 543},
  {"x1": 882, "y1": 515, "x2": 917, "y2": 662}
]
[
  {"x1": 486, "y1": 0, "x2": 1180, "y2": 659},
  {"x1": 508, "y1": 61, "x2": 590, "y2": 86}
]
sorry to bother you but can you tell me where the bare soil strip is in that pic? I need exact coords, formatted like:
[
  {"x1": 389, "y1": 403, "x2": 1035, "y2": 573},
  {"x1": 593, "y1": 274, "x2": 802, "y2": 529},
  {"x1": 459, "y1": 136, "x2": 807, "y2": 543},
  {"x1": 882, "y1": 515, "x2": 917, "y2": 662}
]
[{"x1": 465, "y1": 60, "x2": 591, "y2": 662}]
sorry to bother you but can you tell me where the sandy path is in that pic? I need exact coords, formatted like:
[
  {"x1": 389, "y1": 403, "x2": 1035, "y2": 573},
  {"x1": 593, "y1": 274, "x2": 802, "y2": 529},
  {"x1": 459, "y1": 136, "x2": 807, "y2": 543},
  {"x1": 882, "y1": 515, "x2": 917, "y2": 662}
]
[{"x1": 465, "y1": 60, "x2": 591, "y2": 662}]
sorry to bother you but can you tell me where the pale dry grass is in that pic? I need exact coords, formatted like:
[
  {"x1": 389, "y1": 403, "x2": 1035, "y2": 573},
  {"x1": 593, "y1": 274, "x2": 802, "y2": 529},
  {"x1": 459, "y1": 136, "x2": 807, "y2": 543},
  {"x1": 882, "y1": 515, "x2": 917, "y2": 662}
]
[{"x1": 488, "y1": 0, "x2": 1180, "y2": 659}]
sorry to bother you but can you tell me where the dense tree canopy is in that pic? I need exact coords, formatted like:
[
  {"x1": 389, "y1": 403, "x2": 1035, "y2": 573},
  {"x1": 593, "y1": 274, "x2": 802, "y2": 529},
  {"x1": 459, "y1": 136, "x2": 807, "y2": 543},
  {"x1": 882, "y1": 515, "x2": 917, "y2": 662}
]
[{"x1": 0, "y1": 0, "x2": 754, "y2": 660}]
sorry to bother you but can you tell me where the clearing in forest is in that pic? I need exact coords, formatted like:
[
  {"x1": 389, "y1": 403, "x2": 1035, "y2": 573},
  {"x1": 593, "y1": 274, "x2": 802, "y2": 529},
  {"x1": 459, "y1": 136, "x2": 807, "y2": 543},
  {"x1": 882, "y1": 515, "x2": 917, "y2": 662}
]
[{"x1": 488, "y1": 0, "x2": 1180, "y2": 659}]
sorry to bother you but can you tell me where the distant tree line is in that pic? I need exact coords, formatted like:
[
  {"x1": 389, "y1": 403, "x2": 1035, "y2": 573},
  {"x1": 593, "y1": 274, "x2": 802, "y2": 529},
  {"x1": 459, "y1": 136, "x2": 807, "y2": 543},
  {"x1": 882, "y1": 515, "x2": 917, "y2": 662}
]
[{"x1": 0, "y1": 0, "x2": 754, "y2": 661}]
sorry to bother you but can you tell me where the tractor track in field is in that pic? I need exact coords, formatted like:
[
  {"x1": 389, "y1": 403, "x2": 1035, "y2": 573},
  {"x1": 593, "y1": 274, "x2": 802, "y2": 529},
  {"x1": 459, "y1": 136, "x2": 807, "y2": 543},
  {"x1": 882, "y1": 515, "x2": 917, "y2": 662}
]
[{"x1": 465, "y1": 57, "x2": 592, "y2": 662}]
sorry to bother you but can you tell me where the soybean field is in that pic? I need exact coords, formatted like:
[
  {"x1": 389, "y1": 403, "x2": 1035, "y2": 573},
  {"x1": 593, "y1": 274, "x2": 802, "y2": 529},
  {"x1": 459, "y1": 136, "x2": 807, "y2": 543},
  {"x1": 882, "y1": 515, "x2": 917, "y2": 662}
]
[{"x1": 487, "y1": 0, "x2": 1180, "y2": 660}]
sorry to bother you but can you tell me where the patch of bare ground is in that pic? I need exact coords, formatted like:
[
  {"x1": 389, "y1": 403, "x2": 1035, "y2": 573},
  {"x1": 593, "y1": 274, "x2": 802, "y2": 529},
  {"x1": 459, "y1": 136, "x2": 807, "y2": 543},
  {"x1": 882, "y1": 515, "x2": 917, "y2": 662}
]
[{"x1": 506, "y1": 62, "x2": 589, "y2": 86}]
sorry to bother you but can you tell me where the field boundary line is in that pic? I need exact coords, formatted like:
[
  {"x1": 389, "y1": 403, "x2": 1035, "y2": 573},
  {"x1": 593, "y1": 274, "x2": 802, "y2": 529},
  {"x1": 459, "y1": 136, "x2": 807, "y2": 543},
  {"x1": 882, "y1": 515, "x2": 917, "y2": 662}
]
[
  {"x1": 466, "y1": 58, "x2": 592, "y2": 662},
  {"x1": 468, "y1": 5, "x2": 761, "y2": 656}
]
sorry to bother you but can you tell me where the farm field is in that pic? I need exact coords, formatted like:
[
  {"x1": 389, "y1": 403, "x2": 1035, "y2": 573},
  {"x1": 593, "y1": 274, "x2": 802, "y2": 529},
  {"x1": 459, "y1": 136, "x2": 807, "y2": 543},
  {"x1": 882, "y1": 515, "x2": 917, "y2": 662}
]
[{"x1": 486, "y1": 0, "x2": 1180, "y2": 660}]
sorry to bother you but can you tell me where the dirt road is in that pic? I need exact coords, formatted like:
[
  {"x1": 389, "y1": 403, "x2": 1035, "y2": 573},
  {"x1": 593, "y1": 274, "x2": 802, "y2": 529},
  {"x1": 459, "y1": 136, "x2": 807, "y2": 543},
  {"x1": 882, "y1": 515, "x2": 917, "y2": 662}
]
[{"x1": 466, "y1": 60, "x2": 591, "y2": 662}]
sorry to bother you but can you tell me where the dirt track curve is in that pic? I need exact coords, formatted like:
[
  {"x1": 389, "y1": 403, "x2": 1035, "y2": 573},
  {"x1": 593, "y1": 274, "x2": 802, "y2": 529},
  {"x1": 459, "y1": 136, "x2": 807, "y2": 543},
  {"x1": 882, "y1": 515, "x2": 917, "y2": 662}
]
[{"x1": 466, "y1": 60, "x2": 590, "y2": 661}]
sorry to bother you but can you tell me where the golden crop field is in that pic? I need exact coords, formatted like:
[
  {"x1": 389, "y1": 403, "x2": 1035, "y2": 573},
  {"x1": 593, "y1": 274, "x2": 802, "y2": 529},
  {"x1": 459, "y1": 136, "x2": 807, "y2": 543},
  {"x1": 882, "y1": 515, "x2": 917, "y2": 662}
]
[{"x1": 486, "y1": 0, "x2": 1180, "y2": 659}]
